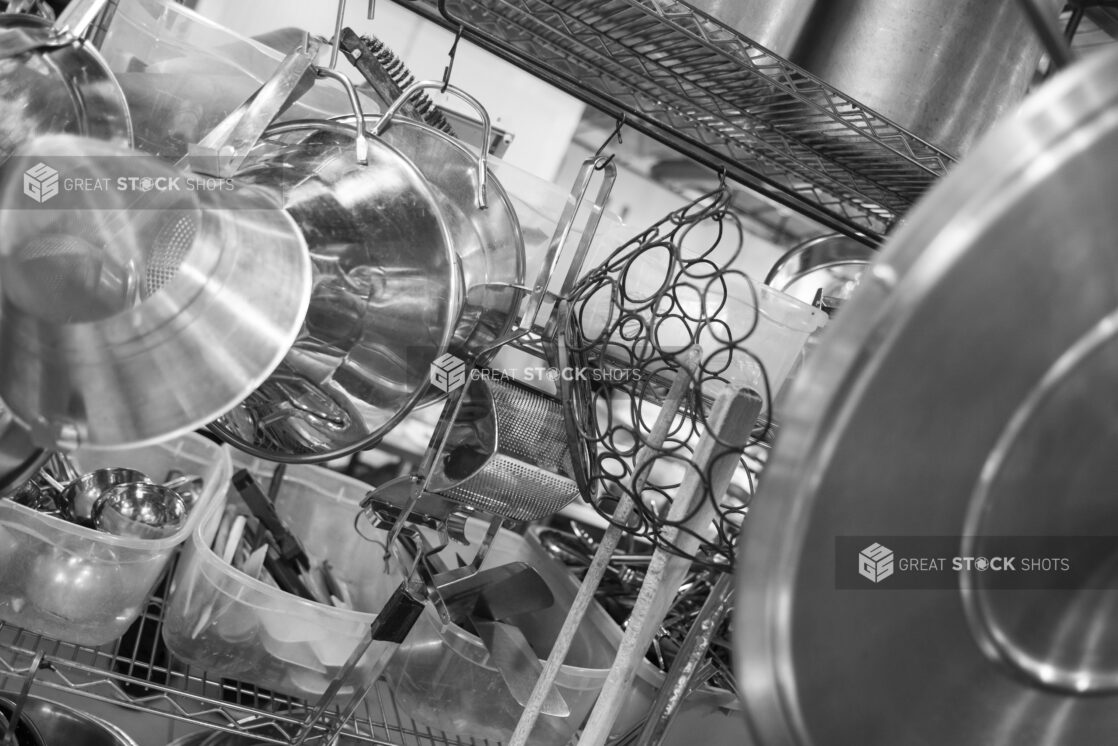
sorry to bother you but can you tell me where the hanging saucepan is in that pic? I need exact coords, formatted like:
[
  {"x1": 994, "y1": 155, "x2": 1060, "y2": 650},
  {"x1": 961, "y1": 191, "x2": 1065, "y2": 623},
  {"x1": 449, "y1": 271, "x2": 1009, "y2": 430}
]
[
  {"x1": 208, "y1": 109, "x2": 469, "y2": 463},
  {"x1": 325, "y1": 81, "x2": 526, "y2": 360},
  {"x1": 0, "y1": 0, "x2": 133, "y2": 161}
]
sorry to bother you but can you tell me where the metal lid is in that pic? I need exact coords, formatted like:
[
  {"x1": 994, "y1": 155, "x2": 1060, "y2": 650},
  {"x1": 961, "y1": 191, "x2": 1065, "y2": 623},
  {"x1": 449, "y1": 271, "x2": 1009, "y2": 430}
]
[{"x1": 737, "y1": 47, "x2": 1118, "y2": 746}]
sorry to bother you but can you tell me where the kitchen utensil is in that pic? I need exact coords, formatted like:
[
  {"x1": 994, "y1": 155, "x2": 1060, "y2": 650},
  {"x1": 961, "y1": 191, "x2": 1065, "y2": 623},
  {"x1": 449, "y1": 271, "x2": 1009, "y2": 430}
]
[
  {"x1": 0, "y1": 433, "x2": 229, "y2": 646},
  {"x1": 0, "y1": 408, "x2": 45, "y2": 500},
  {"x1": 0, "y1": 696, "x2": 43, "y2": 746},
  {"x1": 91, "y1": 481, "x2": 188, "y2": 539},
  {"x1": 0, "y1": 134, "x2": 311, "y2": 449},
  {"x1": 579, "y1": 385, "x2": 761, "y2": 746},
  {"x1": 636, "y1": 570, "x2": 735, "y2": 745},
  {"x1": 209, "y1": 110, "x2": 464, "y2": 462},
  {"x1": 0, "y1": 0, "x2": 132, "y2": 163},
  {"x1": 164, "y1": 455, "x2": 408, "y2": 699},
  {"x1": 736, "y1": 46, "x2": 1118, "y2": 746},
  {"x1": 162, "y1": 471, "x2": 204, "y2": 511},
  {"x1": 345, "y1": 80, "x2": 523, "y2": 356},
  {"x1": 180, "y1": 43, "x2": 318, "y2": 179},
  {"x1": 231, "y1": 469, "x2": 309, "y2": 571},
  {"x1": 434, "y1": 376, "x2": 580, "y2": 521},
  {"x1": 765, "y1": 233, "x2": 876, "y2": 313},
  {"x1": 56, "y1": 467, "x2": 151, "y2": 524},
  {"x1": 339, "y1": 29, "x2": 454, "y2": 135},
  {"x1": 1, "y1": 694, "x2": 138, "y2": 746},
  {"x1": 468, "y1": 569, "x2": 569, "y2": 717},
  {"x1": 290, "y1": 579, "x2": 427, "y2": 746},
  {"x1": 4, "y1": 480, "x2": 54, "y2": 513},
  {"x1": 790, "y1": 0, "x2": 1064, "y2": 155},
  {"x1": 509, "y1": 347, "x2": 699, "y2": 746}
]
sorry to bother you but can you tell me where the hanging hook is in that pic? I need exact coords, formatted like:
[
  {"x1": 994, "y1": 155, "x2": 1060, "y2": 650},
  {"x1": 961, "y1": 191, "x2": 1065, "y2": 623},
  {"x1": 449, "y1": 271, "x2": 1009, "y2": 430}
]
[
  {"x1": 594, "y1": 114, "x2": 626, "y2": 170},
  {"x1": 441, "y1": 25, "x2": 464, "y2": 93}
]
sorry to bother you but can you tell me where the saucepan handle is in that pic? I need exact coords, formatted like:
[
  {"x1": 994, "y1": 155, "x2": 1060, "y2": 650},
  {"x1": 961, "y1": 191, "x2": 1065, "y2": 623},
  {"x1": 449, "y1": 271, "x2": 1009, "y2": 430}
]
[{"x1": 373, "y1": 80, "x2": 492, "y2": 211}]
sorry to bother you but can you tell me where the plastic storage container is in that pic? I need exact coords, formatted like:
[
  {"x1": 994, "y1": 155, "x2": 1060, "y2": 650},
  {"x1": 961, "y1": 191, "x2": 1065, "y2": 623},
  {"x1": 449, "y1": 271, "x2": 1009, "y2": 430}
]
[
  {"x1": 0, "y1": 433, "x2": 230, "y2": 646},
  {"x1": 161, "y1": 455, "x2": 407, "y2": 699},
  {"x1": 385, "y1": 522, "x2": 614, "y2": 746},
  {"x1": 384, "y1": 521, "x2": 748, "y2": 745},
  {"x1": 100, "y1": 0, "x2": 378, "y2": 159}
]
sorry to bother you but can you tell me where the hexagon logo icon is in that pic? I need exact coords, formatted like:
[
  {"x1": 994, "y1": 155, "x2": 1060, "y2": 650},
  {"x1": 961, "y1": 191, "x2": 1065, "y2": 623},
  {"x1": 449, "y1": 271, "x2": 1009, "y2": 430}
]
[
  {"x1": 23, "y1": 162, "x2": 59, "y2": 203},
  {"x1": 430, "y1": 353, "x2": 468, "y2": 393},
  {"x1": 859, "y1": 543, "x2": 894, "y2": 583}
]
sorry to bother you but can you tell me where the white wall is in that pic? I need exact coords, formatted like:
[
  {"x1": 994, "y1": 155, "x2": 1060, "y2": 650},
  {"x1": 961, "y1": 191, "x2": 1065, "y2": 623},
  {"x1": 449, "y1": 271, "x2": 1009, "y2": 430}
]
[{"x1": 193, "y1": 0, "x2": 584, "y2": 181}]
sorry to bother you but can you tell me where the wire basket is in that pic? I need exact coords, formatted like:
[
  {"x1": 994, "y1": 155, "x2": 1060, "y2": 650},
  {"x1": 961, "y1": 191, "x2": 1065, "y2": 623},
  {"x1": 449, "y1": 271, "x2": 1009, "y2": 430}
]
[{"x1": 559, "y1": 184, "x2": 819, "y2": 571}]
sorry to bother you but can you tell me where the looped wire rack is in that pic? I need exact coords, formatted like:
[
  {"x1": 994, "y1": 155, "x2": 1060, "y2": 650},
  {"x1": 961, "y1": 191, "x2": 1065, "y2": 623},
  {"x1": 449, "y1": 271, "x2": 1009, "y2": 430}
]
[{"x1": 560, "y1": 182, "x2": 772, "y2": 572}]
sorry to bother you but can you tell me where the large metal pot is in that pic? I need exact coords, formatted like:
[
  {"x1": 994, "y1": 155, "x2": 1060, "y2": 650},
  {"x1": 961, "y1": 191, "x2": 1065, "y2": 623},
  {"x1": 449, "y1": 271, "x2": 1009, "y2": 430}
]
[
  {"x1": 685, "y1": 0, "x2": 1061, "y2": 156},
  {"x1": 334, "y1": 81, "x2": 525, "y2": 360},
  {"x1": 0, "y1": 0, "x2": 132, "y2": 161},
  {"x1": 790, "y1": 0, "x2": 1062, "y2": 155},
  {"x1": 209, "y1": 118, "x2": 466, "y2": 462},
  {"x1": 683, "y1": 0, "x2": 812, "y2": 56},
  {"x1": 736, "y1": 48, "x2": 1118, "y2": 746}
]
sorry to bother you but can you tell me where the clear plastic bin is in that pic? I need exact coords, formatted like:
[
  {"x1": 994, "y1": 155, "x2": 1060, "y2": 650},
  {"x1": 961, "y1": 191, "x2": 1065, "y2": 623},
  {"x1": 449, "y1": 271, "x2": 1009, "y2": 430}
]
[
  {"x1": 161, "y1": 455, "x2": 407, "y2": 699},
  {"x1": 0, "y1": 434, "x2": 230, "y2": 646},
  {"x1": 100, "y1": 0, "x2": 379, "y2": 159},
  {"x1": 385, "y1": 522, "x2": 614, "y2": 746},
  {"x1": 384, "y1": 522, "x2": 749, "y2": 745}
]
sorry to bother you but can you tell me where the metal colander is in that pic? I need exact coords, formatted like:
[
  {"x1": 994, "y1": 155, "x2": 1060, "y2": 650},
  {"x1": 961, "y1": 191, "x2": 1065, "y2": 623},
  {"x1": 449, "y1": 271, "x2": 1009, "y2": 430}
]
[{"x1": 439, "y1": 377, "x2": 580, "y2": 521}]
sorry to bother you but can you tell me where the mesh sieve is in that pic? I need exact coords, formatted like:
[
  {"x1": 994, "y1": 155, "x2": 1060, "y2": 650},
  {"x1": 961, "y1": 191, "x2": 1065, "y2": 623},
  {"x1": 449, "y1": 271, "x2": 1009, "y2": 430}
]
[
  {"x1": 440, "y1": 377, "x2": 580, "y2": 521},
  {"x1": 142, "y1": 213, "x2": 197, "y2": 298}
]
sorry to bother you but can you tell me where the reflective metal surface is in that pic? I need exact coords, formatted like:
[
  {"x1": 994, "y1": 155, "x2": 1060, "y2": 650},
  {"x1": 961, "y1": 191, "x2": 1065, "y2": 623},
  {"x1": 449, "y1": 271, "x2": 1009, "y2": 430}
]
[
  {"x1": 765, "y1": 234, "x2": 876, "y2": 312},
  {"x1": 684, "y1": 0, "x2": 812, "y2": 57},
  {"x1": 335, "y1": 110, "x2": 525, "y2": 360},
  {"x1": 1, "y1": 694, "x2": 138, "y2": 746},
  {"x1": 792, "y1": 0, "x2": 1062, "y2": 155},
  {"x1": 0, "y1": 403, "x2": 44, "y2": 497},
  {"x1": 0, "y1": 134, "x2": 311, "y2": 449},
  {"x1": 210, "y1": 121, "x2": 461, "y2": 462},
  {"x1": 0, "y1": 14, "x2": 132, "y2": 161},
  {"x1": 736, "y1": 48, "x2": 1118, "y2": 746},
  {"x1": 92, "y1": 481, "x2": 187, "y2": 539}
]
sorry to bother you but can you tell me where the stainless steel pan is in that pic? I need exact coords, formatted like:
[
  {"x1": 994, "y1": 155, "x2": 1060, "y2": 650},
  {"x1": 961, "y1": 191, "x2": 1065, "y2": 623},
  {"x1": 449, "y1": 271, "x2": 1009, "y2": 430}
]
[{"x1": 209, "y1": 116, "x2": 466, "y2": 462}]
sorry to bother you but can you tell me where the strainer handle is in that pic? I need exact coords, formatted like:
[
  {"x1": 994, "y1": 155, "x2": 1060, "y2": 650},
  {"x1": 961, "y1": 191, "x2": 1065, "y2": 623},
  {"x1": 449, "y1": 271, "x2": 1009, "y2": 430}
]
[
  {"x1": 515, "y1": 156, "x2": 617, "y2": 342},
  {"x1": 183, "y1": 43, "x2": 318, "y2": 177},
  {"x1": 372, "y1": 80, "x2": 491, "y2": 210}
]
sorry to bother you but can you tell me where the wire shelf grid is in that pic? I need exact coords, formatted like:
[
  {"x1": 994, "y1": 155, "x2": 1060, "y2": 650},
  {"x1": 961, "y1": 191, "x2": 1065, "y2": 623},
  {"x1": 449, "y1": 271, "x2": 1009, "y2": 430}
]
[
  {"x1": 399, "y1": 0, "x2": 956, "y2": 244},
  {"x1": 0, "y1": 586, "x2": 498, "y2": 746}
]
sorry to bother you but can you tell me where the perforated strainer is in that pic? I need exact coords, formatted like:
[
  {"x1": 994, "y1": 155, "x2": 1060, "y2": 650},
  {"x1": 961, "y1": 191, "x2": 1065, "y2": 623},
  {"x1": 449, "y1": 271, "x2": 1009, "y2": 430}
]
[{"x1": 433, "y1": 376, "x2": 581, "y2": 522}]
